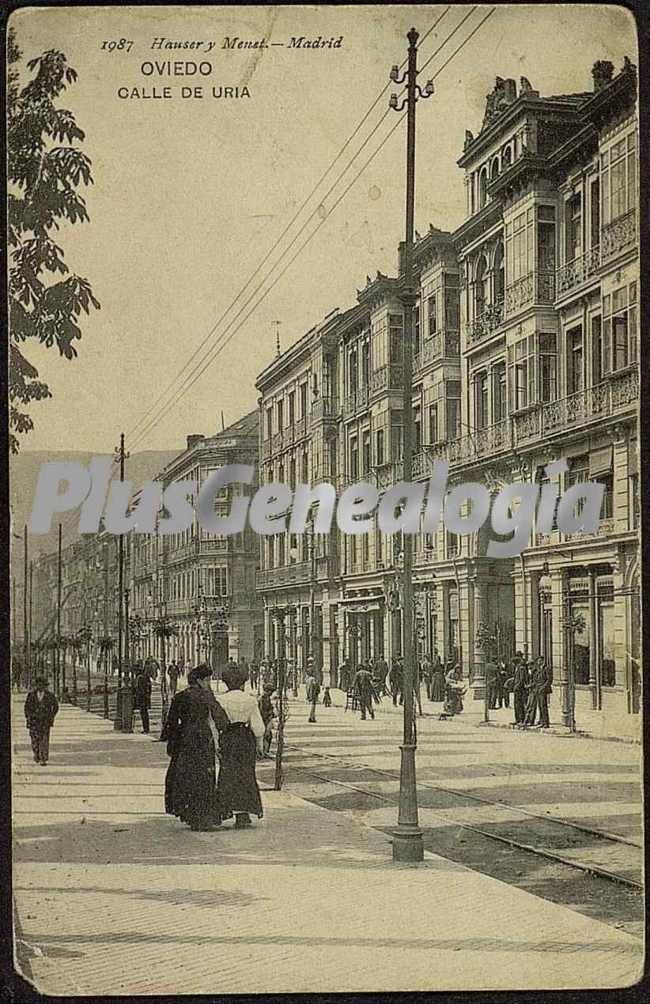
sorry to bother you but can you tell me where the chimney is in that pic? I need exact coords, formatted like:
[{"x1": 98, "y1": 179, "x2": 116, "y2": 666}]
[
  {"x1": 592, "y1": 60, "x2": 614, "y2": 92},
  {"x1": 186, "y1": 434, "x2": 205, "y2": 450}
]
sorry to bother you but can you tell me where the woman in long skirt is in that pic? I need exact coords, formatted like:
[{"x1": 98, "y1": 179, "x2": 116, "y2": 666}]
[
  {"x1": 430, "y1": 659, "x2": 446, "y2": 703},
  {"x1": 215, "y1": 664, "x2": 265, "y2": 828},
  {"x1": 162, "y1": 665, "x2": 229, "y2": 831}
]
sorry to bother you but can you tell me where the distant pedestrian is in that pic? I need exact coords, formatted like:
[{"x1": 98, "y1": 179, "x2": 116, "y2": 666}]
[
  {"x1": 162, "y1": 665, "x2": 229, "y2": 831},
  {"x1": 373, "y1": 657, "x2": 389, "y2": 697},
  {"x1": 389, "y1": 659, "x2": 403, "y2": 706},
  {"x1": 485, "y1": 660, "x2": 498, "y2": 710},
  {"x1": 249, "y1": 660, "x2": 260, "y2": 692},
  {"x1": 305, "y1": 664, "x2": 320, "y2": 723},
  {"x1": 441, "y1": 664, "x2": 465, "y2": 718},
  {"x1": 510, "y1": 652, "x2": 529, "y2": 726},
  {"x1": 24, "y1": 675, "x2": 58, "y2": 766},
  {"x1": 258, "y1": 684, "x2": 276, "y2": 756},
  {"x1": 168, "y1": 660, "x2": 180, "y2": 696},
  {"x1": 353, "y1": 665, "x2": 376, "y2": 721},
  {"x1": 525, "y1": 657, "x2": 552, "y2": 728},
  {"x1": 133, "y1": 666, "x2": 152, "y2": 734},
  {"x1": 322, "y1": 686, "x2": 332, "y2": 708},
  {"x1": 430, "y1": 655, "x2": 446, "y2": 703},
  {"x1": 215, "y1": 664, "x2": 265, "y2": 829},
  {"x1": 338, "y1": 658, "x2": 351, "y2": 693}
]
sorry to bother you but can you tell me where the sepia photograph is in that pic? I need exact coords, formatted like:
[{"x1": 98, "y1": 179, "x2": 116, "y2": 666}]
[{"x1": 6, "y1": 2, "x2": 644, "y2": 996}]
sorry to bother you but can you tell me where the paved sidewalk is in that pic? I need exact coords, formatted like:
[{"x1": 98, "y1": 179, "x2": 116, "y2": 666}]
[{"x1": 12, "y1": 699, "x2": 643, "y2": 995}]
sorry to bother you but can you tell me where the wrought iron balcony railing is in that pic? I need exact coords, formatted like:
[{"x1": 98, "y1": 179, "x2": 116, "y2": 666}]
[
  {"x1": 467, "y1": 299, "x2": 503, "y2": 344},
  {"x1": 556, "y1": 246, "x2": 600, "y2": 297},
  {"x1": 505, "y1": 270, "x2": 555, "y2": 316},
  {"x1": 601, "y1": 208, "x2": 637, "y2": 263}
]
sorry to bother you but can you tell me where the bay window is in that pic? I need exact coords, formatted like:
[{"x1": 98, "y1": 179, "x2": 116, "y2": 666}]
[
  {"x1": 566, "y1": 325, "x2": 583, "y2": 395},
  {"x1": 603, "y1": 282, "x2": 637, "y2": 372},
  {"x1": 539, "y1": 333, "x2": 557, "y2": 402},
  {"x1": 446, "y1": 381, "x2": 461, "y2": 439},
  {"x1": 492, "y1": 360, "x2": 507, "y2": 420},
  {"x1": 601, "y1": 130, "x2": 637, "y2": 224},
  {"x1": 509, "y1": 335, "x2": 535, "y2": 410}
]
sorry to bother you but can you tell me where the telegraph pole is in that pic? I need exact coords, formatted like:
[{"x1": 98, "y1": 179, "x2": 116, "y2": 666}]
[
  {"x1": 388, "y1": 28, "x2": 434, "y2": 863},
  {"x1": 29, "y1": 560, "x2": 33, "y2": 690},
  {"x1": 23, "y1": 526, "x2": 29, "y2": 687},
  {"x1": 114, "y1": 432, "x2": 130, "y2": 730},
  {"x1": 56, "y1": 524, "x2": 62, "y2": 697}
]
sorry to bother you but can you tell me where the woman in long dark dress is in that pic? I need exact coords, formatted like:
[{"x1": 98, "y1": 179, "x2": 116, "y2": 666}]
[
  {"x1": 162, "y1": 665, "x2": 229, "y2": 831},
  {"x1": 215, "y1": 664, "x2": 265, "y2": 829},
  {"x1": 430, "y1": 658, "x2": 446, "y2": 703}
]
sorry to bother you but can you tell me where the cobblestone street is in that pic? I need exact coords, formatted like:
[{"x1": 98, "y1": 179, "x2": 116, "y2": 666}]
[{"x1": 12, "y1": 694, "x2": 643, "y2": 995}]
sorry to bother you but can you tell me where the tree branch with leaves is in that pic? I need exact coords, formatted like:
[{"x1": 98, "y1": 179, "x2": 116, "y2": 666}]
[{"x1": 7, "y1": 28, "x2": 100, "y2": 452}]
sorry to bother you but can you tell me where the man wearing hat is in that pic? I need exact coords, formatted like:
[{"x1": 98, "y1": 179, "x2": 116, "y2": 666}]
[{"x1": 24, "y1": 675, "x2": 59, "y2": 765}]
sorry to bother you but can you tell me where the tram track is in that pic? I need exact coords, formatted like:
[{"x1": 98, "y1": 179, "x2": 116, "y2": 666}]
[{"x1": 283, "y1": 744, "x2": 643, "y2": 892}]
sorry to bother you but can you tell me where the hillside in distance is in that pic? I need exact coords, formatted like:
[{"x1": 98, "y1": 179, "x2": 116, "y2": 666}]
[{"x1": 10, "y1": 449, "x2": 178, "y2": 567}]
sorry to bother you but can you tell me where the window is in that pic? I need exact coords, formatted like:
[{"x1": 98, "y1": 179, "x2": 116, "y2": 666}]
[
  {"x1": 603, "y1": 283, "x2": 637, "y2": 372},
  {"x1": 493, "y1": 361, "x2": 507, "y2": 420},
  {"x1": 566, "y1": 325, "x2": 583, "y2": 395},
  {"x1": 428, "y1": 403, "x2": 439, "y2": 444},
  {"x1": 389, "y1": 314, "x2": 404, "y2": 362},
  {"x1": 205, "y1": 567, "x2": 227, "y2": 596},
  {"x1": 277, "y1": 399, "x2": 283, "y2": 431},
  {"x1": 474, "y1": 371, "x2": 489, "y2": 429},
  {"x1": 595, "y1": 473, "x2": 613, "y2": 520},
  {"x1": 362, "y1": 534, "x2": 370, "y2": 568},
  {"x1": 494, "y1": 242, "x2": 505, "y2": 301},
  {"x1": 350, "y1": 438, "x2": 359, "y2": 480},
  {"x1": 447, "y1": 532, "x2": 459, "y2": 558},
  {"x1": 414, "y1": 303, "x2": 420, "y2": 356},
  {"x1": 446, "y1": 380, "x2": 461, "y2": 439},
  {"x1": 361, "y1": 342, "x2": 370, "y2": 387},
  {"x1": 566, "y1": 455, "x2": 588, "y2": 517},
  {"x1": 592, "y1": 315, "x2": 604, "y2": 385},
  {"x1": 535, "y1": 466, "x2": 559, "y2": 532},
  {"x1": 539, "y1": 333, "x2": 557, "y2": 402},
  {"x1": 538, "y1": 205, "x2": 556, "y2": 273},
  {"x1": 510, "y1": 336, "x2": 535, "y2": 410},
  {"x1": 601, "y1": 131, "x2": 637, "y2": 225},
  {"x1": 376, "y1": 429, "x2": 385, "y2": 466},
  {"x1": 478, "y1": 168, "x2": 488, "y2": 209},
  {"x1": 349, "y1": 350, "x2": 358, "y2": 394},
  {"x1": 289, "y1": 457, "x2": 296, "y2": 488},
  {"x1": 362, "y1": 431, "x2": 371, "y2": 474},
  {"x1": 590, "y1": 178, "x2": 600, "y2": 248},
  {"x1": 301, "y1": 451, "x2": 309, "y2": 483},
  {"x1": 506, "y1": 209, "x2": 534, "y2": 284},
  {"x1": 414, "y1": 406, "x2": 422, "y2": 453},
  {"x1": 300, "y1": 383, "x2": 308, "y2": 419},
  {"x1": 277, "y1": 535, "x2": 285, "y2": 567},
  {"x1": 427, "y1": 294, "x2": 437, "y2": 336},
  {"x1": 266, "y1": 407, "x2": 273, "y2": 439},
  {"x1": 288, "y1": 391, "x2": 295, "y2": 425},
  {"x1": 474, "y1": 256, "x2": 488, "y2": 317},
  {"x1": 565, "y1": 193, "x2": 582, "y2": 262}
]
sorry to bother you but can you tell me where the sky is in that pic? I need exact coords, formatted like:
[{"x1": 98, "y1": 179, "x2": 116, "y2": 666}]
[{"x1": 10, "y1": 3, "x2": 637, "y2": 455}]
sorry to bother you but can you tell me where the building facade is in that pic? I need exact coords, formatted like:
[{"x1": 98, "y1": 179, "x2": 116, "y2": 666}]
[{"x1": 255, "y1": 56, "x2": 639, "y2": 735}]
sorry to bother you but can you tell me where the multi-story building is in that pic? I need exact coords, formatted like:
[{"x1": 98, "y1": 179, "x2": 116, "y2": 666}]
[
  {"x1": 128, "y1": 411, "x2": 262, "y2": 671},
  {"x1": 33, "y1": 411, "x2": 263, "y2": 678},
  {"x1": 255, "y1": 55, "x2": 639, "y2": 735}
]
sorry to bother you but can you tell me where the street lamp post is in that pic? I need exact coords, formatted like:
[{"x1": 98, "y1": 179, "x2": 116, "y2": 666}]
[{"x1": 388, "y1": 28, "x2": 434, "y2": 863}]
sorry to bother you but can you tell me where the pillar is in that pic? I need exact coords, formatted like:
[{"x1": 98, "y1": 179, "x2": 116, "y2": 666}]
[{"x1": 472, "y1": 579, "x2": 486, "y2": 699}]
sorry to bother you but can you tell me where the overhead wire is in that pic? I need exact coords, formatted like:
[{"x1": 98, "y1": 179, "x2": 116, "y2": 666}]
[
  {"x1": 129, "y1": 8, "x2": 493, "y2": 451},
  {"x1": 124, "y1": 7, "x2": 453, "y2": 445}
]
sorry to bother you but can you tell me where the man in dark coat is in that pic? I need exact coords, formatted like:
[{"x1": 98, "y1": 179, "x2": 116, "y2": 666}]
[
  {"x1": 24, "y1": 675, "x2": 58, "y2": 765},
  {"x1": 353, "y1": 664, "x2": 376, "y2": 720},
  {"x1": 526, "y1": 656, "x2": 552, "y2": 728},
  {"x1": 373, "y1": 657, "x2": 389, "y2": 697},
  {"x1": 167, "y1": 660, "x2": 180, "y2": 696},
  {"x1": 162, "y1": 665, "x2": 230, "y2": 831},
  {"x1": 485, "y1": 659, "x2": 499, "y2": 710},
  {"x1": 133, "y1": 666, "x2": 152, "y2": 734},
  {"x1": 510, "y1": 652, "x2": 529, "y2": 726},
  {"x1": 389, "y1": 659, "x2": 403, "y2": 706}
]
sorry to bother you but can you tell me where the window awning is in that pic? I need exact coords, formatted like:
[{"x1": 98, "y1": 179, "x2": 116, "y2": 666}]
[{"x1": 589, "y1": 445, "x2": 613, "y2": 477}]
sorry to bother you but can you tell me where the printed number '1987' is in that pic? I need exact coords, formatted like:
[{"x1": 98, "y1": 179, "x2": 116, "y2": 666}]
[{"x1": 102, "y1": 39, "x2": 134, "y2": 53}]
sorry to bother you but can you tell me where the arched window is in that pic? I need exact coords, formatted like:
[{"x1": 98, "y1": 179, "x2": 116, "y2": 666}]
[
  {"x1": 502, "y1": 145, "x2": 512, "y2": 168},
  {"x1": 491, "y1": 158, "x2": 500, "y2": 181},
  {"x1": 478, "y1": 168, "x2": 488, "y2": 209},
  {"x1": 475, "y1": 255, "x2": 488, "y2": 316},
  {"x1": 494, "y1": 241, "x2": 505, "y2": 302}
]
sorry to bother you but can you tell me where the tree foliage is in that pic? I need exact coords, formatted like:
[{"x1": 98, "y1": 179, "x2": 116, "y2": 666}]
[{"x1": 8, "y1": 28, "x2": 100, "y2": 453}]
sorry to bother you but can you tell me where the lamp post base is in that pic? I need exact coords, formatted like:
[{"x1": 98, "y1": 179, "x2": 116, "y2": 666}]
[
  {"x1": 121, "y1": 687, "x2": 134, "y2": 732},
  {"x1": 393, "y1": 743, "x2": 424, "y2": 862}
]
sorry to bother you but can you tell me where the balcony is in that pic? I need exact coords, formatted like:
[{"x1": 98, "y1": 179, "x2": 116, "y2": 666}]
[
  {"x1": 343, "y1": 386, "x2": 369, "y2": 418},
  {"x1": 555, "y1": 247, "x2": 600, "y2": 297},
  {"x1": 505, "y1": 270, "x2": 555, "y2": 316},
  {"x1": 467, "y1": 300, "x2": 503, "y2": 344},
  {"x1": 256, "y1": 561, "x2": 312, "y2": 591},
  {"x1": 414, "y1": 331, "x2": 460, "y2": 371},
  {"x1": 601, "y1": 208, "x2": 637, "y2": 263},
  {"x1": 370, "y1": 364, "x2": 403, "y2": 397},
  {"x1": 311, "y1": 396, "x2": 338, "y2": 422}
]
